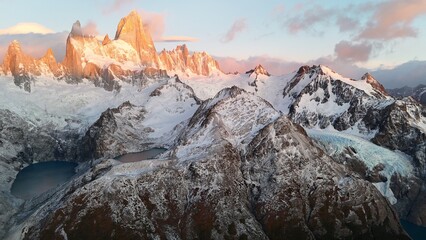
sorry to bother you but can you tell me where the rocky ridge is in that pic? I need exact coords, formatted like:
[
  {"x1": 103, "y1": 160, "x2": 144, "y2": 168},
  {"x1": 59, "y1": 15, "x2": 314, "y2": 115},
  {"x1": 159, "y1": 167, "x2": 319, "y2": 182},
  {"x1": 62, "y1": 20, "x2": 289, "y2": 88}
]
[
  {"x1": 82, "y1": 76, "x2": 201, "y2": 159},
  {"x1": 7, "y1": 87, "x2": 409, "y2": 239},
  {"x1": 0, "y1": 17, "x2": 424, "y2": 237},
  {"x1": 1, "y1": 11, "x2": 223, "y2": 92},
  {"x1": 387, "y1": 84, "x2": 426, "y2": 105},
  {"x1": 179, "y1": 64, "x2": 426, "y2": 227},
  {"x1": 159, "y1": 44, "x2": 221, "y2": 76}
]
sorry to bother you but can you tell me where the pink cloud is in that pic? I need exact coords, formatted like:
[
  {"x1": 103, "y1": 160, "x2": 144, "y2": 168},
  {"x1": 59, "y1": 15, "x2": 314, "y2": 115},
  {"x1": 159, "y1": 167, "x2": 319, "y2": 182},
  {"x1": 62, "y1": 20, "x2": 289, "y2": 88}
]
[
  {"x1": 334, "y1": 41, "x2": 372, "y2": 62},
  {"x1": 216, "y1": 55, "x2": 302, "y2": 75},
  {"x1": 223, "y1": 18, "x2": 247, "y2": 43},
  {"x1": 81, "y1": 21, "x2": 99, "y2": 36},
  {"x1": 273, "y1": 4, "x2": 285, "y2": 15},
  {"x1": 103, "y1": 0, "x2": 134, "y2": 14},
  {"x1": 139, "y1": 10, "x2": 198, "y2": 43},
  {"x1": 216, "y1": 55, "x2": 369, "y2": 80},
  {"x1": 284, "y1": 6, "x2": 333, "y2": 34},
  {"x1": 158, "y1": 36, "x2": 198, "y2": 42},
  {"x1": 336, "y1": 16, "x2": 358, "y2": 32},
  {"x1": 358, "y1": 0, "x2": 426, "y2": 40},
  {"x1": 140, "y1": 10, "x2": 166, "y2": 41},
  {"x1": 0, "y1": 22, "x2": 54, "y2": 35}
]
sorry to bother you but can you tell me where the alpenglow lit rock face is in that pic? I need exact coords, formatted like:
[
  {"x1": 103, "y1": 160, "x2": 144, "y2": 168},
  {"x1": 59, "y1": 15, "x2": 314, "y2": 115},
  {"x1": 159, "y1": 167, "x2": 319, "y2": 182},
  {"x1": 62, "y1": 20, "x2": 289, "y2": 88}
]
[
  {"x1": 1, "y1": 11, "x2": 223, "y2": 92},
  {"x1": 159, "y1": 44, "x2": 221, "y2": 76},
  {"x1": 114, "y1": 10, "x2": 160, "y2": 68}
]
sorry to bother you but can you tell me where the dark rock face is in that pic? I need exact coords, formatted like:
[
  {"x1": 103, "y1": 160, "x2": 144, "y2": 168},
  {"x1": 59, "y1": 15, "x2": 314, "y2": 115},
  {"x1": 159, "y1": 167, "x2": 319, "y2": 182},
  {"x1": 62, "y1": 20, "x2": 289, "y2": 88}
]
[
  {"x1": 81, "y1": 101, "x2": 148, "y2": 160},
  {"x1": 243, "y1": 117, "x2": 407, "y2": 239},
  {"x1": 0, "y1": 109, "x2": 78, "y2": 165},
  {"x1": 17, "y1": 87, "x2": 409, "y2": 239},
  {"x1": 364, "y1": 97, "x2": 426, "y2": 226},
  {"x1": 370, "y1": 98, "x2": 426, "y2": 175}
]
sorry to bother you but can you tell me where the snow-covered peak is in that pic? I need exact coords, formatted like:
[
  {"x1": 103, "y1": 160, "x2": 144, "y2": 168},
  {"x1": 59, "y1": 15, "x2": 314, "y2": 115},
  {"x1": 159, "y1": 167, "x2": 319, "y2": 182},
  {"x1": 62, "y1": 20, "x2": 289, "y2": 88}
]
[
  {"x1": 177, "y1": 86, "x2": 280, "y2": 158},
  {"x1": 361, "y1": 72, "x2": 388, "y2": 96},
  {"x1": 283, "y1": 65, "x2": 389, "y2": 100},
  {"x1": 245, "y1": 64, "x2": 271, "y2": 77},
  {"x1": 175, "y1": 44, "x2": 189, "y2": 54},
  {"x1": 1, "y1": 39, "x2": 65, "y2": 83}
]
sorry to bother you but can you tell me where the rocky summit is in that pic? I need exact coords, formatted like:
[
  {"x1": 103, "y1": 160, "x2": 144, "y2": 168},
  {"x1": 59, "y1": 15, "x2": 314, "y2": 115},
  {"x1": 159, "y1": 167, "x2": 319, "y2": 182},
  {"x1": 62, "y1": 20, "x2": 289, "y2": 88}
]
[
  {"x1": 0, "y1": 9, "x2": 425, "y2": 240},
  {"x1": 1, "y1": 11, "x2": 222, "y2": 92}
]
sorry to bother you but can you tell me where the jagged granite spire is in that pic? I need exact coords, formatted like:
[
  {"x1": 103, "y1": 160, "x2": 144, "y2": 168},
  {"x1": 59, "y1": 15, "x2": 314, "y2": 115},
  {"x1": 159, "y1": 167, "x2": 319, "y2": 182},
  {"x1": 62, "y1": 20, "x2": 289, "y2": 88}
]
[{"x1": 114, "y1": 10, "x2": 160, "y2": 67}]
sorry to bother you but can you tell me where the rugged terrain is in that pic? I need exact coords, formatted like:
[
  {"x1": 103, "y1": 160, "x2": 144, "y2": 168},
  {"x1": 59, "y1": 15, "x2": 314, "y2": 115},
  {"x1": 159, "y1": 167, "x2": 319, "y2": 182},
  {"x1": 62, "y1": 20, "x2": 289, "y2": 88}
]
[
  {"x1": 1, "y1": 11, "x2": 221, "y2": 93},
  {"x1": 0, "y1": 10, "x2": 425, "y2": 240},
  {"x1": 387, "y1": 84, "x2": 426, "y2": 105},
  {"x1": 6, "y1": 88, "x2": 409, "y2": 239}
]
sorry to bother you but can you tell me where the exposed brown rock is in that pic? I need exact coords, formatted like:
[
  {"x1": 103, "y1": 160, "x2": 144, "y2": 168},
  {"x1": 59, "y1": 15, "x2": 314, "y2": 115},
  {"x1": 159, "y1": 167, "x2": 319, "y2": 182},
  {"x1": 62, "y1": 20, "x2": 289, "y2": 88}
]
[
  {"x1": 40, "y1": 48, "x2": 63, "y2": 77},
  {"x1": 114, "y1": 10, "x2": 160, "y2": 67},
  {"x1": 102, "y1": 34, "x2": 112, "y2": 45},
  {"x1": 2, "y1": 40, "x2": 40, "y2": 76},
  {"x1": 2, "y1": 11, "x2": 223, "y2": 85},
  {"x1": 1, "y1": 40, "x2": 64, "y2": 88},
  {"x1": 159, "y1": 44, "x2": 221, "y2": 76},
  {"x1": 62, "y1": 34, "x2": 84, "y2": 79},
  {"x1": 82, "y1": 62, "x2": 101, "y2": 81}
]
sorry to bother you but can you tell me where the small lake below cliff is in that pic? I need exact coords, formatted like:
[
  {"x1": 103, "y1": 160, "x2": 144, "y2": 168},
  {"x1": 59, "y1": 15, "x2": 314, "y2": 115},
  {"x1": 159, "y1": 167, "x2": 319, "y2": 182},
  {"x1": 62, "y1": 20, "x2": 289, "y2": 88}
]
[
  {"x1": 11, "y1": 161, "x2": 78, "y2": 200},
  {"x1": 401, "y1": 220, "x2": 426, "y2": 240},
  {"x1": 115, "y1": 148, "x2": 167, "y2": 163}
]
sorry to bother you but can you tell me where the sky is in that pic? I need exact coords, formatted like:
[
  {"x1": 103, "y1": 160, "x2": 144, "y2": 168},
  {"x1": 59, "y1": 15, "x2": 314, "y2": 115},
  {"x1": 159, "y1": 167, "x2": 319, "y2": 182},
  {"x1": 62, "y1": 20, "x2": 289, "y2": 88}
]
[{"x1": 0, "y1": 0, "x2": 426, "y2": 88}]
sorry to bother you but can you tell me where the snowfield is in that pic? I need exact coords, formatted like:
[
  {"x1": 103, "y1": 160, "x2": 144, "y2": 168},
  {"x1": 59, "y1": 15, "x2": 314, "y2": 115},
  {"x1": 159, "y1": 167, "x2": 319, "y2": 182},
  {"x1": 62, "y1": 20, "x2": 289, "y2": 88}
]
[{"x1": 0, "y1": 76, "x2": 168, "y2": 132}]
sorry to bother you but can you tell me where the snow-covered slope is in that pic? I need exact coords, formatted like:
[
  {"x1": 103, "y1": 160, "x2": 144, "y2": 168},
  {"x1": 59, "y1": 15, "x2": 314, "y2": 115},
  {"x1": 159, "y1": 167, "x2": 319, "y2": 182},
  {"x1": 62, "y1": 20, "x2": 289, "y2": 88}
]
[
  {"x1": 180, "y1": 66, "x2": 293, "y2": 112},
  {"x1": 173, "y1": 87, "x2": 281, "y2": 161},
  {"x1": 6, "y1": 87, "x2": 409, "y2": 239},
  {"x1": 83, "y1": 76, "x2": 201, "y2": 159},
  {"x1": 0, "y1": 75, "x2": 166, "y2": 132}
]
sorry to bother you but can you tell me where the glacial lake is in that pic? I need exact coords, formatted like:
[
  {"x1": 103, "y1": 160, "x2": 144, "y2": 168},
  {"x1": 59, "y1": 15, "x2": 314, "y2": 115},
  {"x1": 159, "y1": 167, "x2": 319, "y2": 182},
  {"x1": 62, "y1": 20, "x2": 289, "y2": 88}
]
[
  {"x1": 11, "y1": 161, "x2": 78, "y2": 200},
  {"x1": 115, "y1": 148, "x2": 167, "y2": 163},
  {"x1": 401, "y1": 220, "x2": 426, "y2": 240}
]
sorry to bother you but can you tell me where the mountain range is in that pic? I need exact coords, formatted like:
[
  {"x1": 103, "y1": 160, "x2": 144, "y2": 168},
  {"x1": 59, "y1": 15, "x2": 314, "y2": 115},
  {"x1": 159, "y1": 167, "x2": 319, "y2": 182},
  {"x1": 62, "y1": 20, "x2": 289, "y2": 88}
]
[
  {"x1": 387, "y1": 84, "x2": 426, "y2": 105},
  {"x1": 0, "y1": 10, "x2": 425, "y2": 239},
  {"x1": 0, "y1": 11, "x2": 221, "y2": 92}
]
